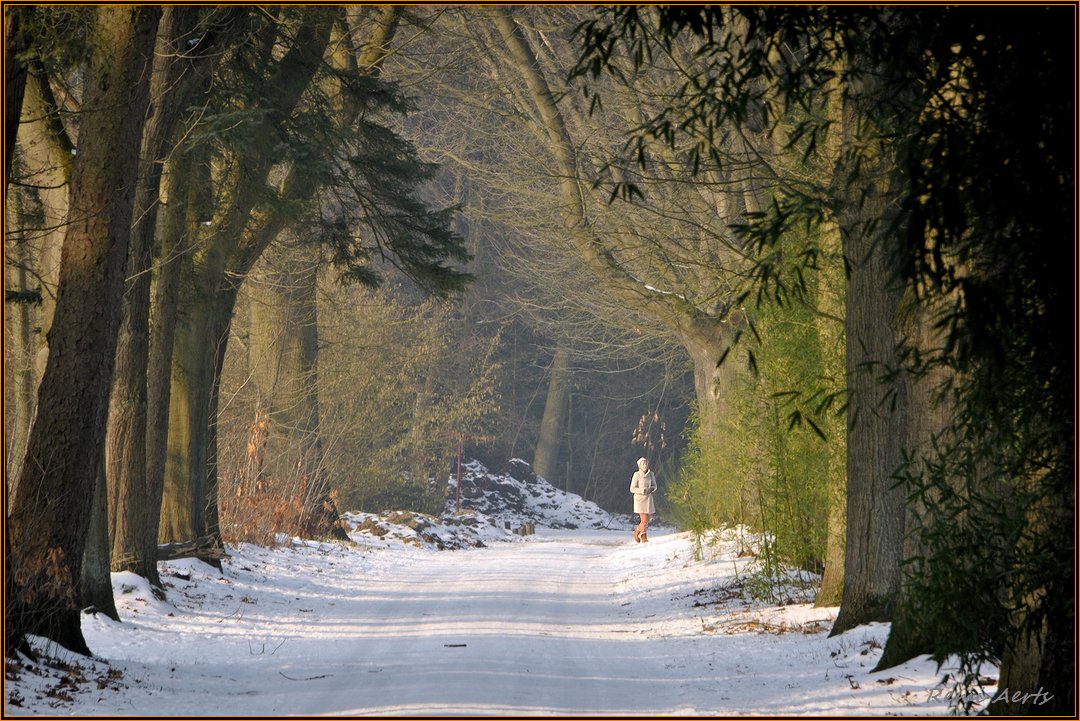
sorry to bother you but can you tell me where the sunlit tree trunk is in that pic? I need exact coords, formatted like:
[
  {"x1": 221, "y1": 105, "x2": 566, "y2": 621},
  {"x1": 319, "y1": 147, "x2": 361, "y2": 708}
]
[
  {"x1": 7, "y1": 5, "x2": 160, "y2": 655},
  {"x1": 814, "y1": 216, "x2": 847, "y2": 608},
  {"x1": 533, "y1": 346, "x2": 570, "y2": 485},
  {"x1": 5, "y1": 194, "x2": 36, "y2": 493},
  {"x1": 6, "y1": 71, "x2": 71, "y2": 489},
  {"x1": 814, "y1": 79, "x2": 849, "y2": 608},
  {"x1": 246, "y1": 244, "x2": 323, "y2": 493}
]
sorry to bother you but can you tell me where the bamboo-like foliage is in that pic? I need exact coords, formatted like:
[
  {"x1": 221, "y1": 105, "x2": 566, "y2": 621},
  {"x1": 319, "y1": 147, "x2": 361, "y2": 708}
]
[{"x1": 669, "y1": 227, "x2": 845, "y2": 590}]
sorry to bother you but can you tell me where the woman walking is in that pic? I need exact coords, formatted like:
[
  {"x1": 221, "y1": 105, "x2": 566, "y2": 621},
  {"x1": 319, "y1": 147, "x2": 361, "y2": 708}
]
[{"x1": 630, "y1": 457, "x2": 657, "y2": 542}]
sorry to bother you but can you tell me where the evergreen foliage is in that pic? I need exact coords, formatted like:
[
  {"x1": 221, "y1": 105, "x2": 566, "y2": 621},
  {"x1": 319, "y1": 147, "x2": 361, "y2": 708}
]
[{"x1": 185, "y1": 6, "x2": 471, "y2": 297}]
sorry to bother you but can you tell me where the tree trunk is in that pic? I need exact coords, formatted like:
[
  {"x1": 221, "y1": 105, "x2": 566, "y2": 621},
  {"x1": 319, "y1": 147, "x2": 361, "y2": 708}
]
[
  {"x1": 827, "y1": 56, "x2": 909, "y2": 635},
  {"x1": 4, "y1": 5, "x2": 30, "y2": 182},
  {"x1": 813, "y1": 220, "x2": 846, "y2": 608},
  {"x1": 160, "y1": 270, "x2": 235, "y2": 545},
  {"x1": 682, "y1": 325, "x2": 743, "y2": 448},
  {"x1": 80, "y1": 459, "x2": 120, "y2": 621},
  {"x1": 829, "y1": 176, "x2": 907, "y2": 636},
  {"x1": 146, "y1": 147, "x2": 200, "y2": 547},
  {"x1": 246, "y1": 244, "x2": 324, "y2": 494},
  {"x1": 7, "y1": 5, "x2": 160, "y2": 655},
  {"x1": 159, "y1": 13, "x2": 331, "y2": 546},
  {"x1": 107, "y1": 6, "x2": 220, "y2": 586},
  {"x1": 533, "y1": 346, "x2": 570, "y2": 485},
  {"x1": 875, "y1": 291, "x2": 951, "y2": 668},
  {"x1": 812, "y1": 74, "x2": 849, "y2": 609},
  {"x1": 5, "y1": 195, "x2": 36, "y2": 492},
  {"x1": 6, "y1": 71, "x2": 72, "y2": 489}
]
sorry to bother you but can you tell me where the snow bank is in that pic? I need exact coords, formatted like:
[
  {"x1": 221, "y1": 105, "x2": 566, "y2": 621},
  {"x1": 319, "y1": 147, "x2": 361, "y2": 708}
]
[
  {"x1": 336, "y1": 458, "x2": 633, "y2": 552},
  {"x1": 444, "y1": 458, "x2": 633, "y2": 531}
]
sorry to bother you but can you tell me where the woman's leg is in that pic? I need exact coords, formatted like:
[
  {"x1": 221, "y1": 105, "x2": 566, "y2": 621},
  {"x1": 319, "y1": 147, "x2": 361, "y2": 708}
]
[{"x1": 640, "y1": 513, "x2": 650, "y2": 541}]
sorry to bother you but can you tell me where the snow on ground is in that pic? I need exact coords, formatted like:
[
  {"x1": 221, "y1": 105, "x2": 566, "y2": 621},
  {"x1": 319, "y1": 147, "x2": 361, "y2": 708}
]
[
  {"x1": 5, "y1": 462, "x2": 998, "y2": 716},
  {"x1": 444, "y1": 458, "x2": 637, "y2": 532}
]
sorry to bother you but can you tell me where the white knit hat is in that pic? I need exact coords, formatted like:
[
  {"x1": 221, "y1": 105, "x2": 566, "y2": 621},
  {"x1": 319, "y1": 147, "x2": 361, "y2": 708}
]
[{"x1": 637, "y1": 457, "x2": 648, "y2": 467}]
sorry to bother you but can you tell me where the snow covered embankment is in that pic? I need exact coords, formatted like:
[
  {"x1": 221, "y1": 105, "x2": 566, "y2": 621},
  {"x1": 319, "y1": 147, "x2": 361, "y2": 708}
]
[{"x1": 341, "y1": 458, "x2": 633, "y2": 550}]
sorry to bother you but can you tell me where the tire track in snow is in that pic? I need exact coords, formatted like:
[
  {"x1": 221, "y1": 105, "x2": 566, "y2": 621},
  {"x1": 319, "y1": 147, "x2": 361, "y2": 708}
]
[{"x1": 300, "y1": 532, "x2": 667, "y2": 716}]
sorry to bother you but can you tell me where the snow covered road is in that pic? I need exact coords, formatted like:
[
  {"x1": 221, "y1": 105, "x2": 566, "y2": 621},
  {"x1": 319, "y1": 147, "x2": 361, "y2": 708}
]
[
  {"x1": 306, "y1": 532, "x2": 656, "y2": 716},
  {"x1": 8, "y1": 528, "x2": 978, "y2": 716}
]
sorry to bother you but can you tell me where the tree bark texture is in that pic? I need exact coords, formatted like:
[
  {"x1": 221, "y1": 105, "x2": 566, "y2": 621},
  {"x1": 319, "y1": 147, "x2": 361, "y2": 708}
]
[
  {"x1": 80, "y1": 459, "x2": 120, "y2": 621},
  {"x1": 160, "y1": 275, "x2": 234, "y2": 544},
  {"x1": 5, "y1": 195, "x2": 37, "y2": 492},
  {"x1": 875, "y1": 292, "x2": 952, "y2": 669},
  {"x1": 108, "y1": 6, "x2": 224, "y2": 586},
  {"x1": 813, "y1": 215, "x2": 848, "y2": 608},
  {"x1": 145, "y1": 147, "x2": 203, "y2": 553},
  {"x1": 829, "y1": 176, "x2": 907, "y2": 636},
  {"x1": 246, "y1": 243, "x2": 324, "y2": 494},
  {"x1": 828, "y1": 60, "x2": 909, "y2": 636},
  {"x1": 7, "y1": 5, "x2": 160, "y2": 655},
  {"x1": 812, "y1": 79, "x2": 850, "y2": 607},
  {"x1": 6, "y1": 72, "x2": 72, "y2": 488}
]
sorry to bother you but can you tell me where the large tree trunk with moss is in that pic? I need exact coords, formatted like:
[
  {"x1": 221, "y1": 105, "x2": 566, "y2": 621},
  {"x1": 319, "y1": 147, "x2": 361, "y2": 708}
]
[
  {"x1": 6, "y1": 5, "x2": 160, "y2": 655},
  {"x1": 533, "y1": 346, "x2": 570, "y2": 485}
]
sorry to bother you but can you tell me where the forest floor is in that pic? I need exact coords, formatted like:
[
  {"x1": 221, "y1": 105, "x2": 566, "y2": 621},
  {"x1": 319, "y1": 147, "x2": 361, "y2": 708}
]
[{"x1": 5, "y1": 522, "x2": 995, "y2": 716}]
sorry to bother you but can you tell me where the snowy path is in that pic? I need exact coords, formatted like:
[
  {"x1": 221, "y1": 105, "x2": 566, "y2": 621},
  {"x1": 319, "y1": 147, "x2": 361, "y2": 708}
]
[
  {"x1": 8, "y1": 529, "x2": 970, "y2": 716},
  {"x1": 305, "y1": 532, "x2": 658, "y2": 716}
]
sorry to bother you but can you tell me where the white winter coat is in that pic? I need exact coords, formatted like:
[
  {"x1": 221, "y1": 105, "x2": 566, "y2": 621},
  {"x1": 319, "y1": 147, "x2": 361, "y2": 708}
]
[{"x1": 630, "y1": 469, "x2": 657, "y2": 514}]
